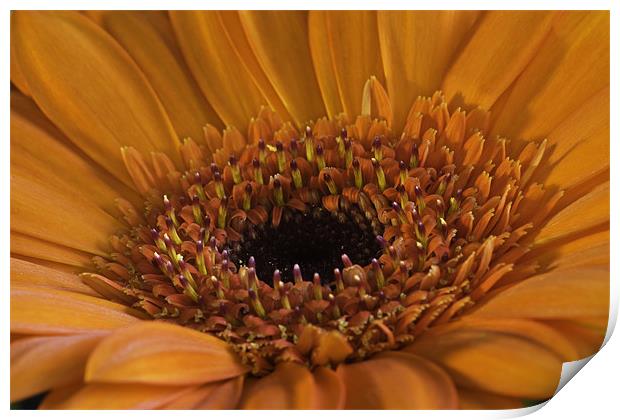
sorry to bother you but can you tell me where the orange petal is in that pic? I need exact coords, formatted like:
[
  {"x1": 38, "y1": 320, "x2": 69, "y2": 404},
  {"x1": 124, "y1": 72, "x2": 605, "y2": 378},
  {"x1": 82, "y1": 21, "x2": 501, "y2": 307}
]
[
  {"x1": 12, "y1": 11, "x2": 182, "y2": 183},
  {"x1": 161, "y1": 378, "x2": 245, "y2": 409},
  {"x1": 377, "y1": 11, "x2": 481, "y2": 132},
  {"x1": 11, "y1": 172, "x2": 120, "y2": 256},
  {"x1": 169, "y1": 11, "x2": 268, "y2": 130},
  {"x1": 308, "y1": 11, "x2": 344, "y2": 118},
  {"x1": 362, "y1": 76, "x2": 393, "y2": 128},
  {"x1": 470, "y1": 266, "x2": 609, "y2": 320},
  {"x1": 406, "y1": 326, "x2": 563, "y2": 399},
  {"x1": 337, "y1": 351, "x2": 458, "y2": 409},
  {"x1": 326, "y1": 11, "x2": 385, "y2": 119},
  {"x1": 10, "y1": 22, "x2": 30, "y2": 95},
  {"x1": 11, "y1": 232, "x2": 93, "y2": 269},
  {"x1": 11, "y1": 286, "x2": 143, "y2": 335},
  {"x1": 11, "y1": 333, "x2": 105, "y2": 401},
  {"x1": 541, "y1": 87, "x2": 609, "y2": 189},
  {"x1": 536, "y1": 181, "x2": 609, "y2": 246},
  {"x1": 195, "y1": 376, "x2": 245, "y2": 409},
  {"x1": 85, "y1": 322, "x2": 247, "y2": 385},
  {"x1": 492, "y1": 11, "x2": 609, "y2": 142},
  {"x1": 217, "y1": 11, "x2": 292, "y2": 123},
  {"x1": 443, "y1": 11, "x2": 555, "y2": 109},
  {"x1": 432, "y1": 317, "x2": 580, "y2": 362},
  {"x1": 11, "y1": 91, "x2": 141, "y2": 214},
  {"x1": 240, "y1": 363, "x2": 342, "y2": 409},
  {"x1": 239, "y1": 11, "x2": 326, "y2": 126},
  {"x1": 530, "y1": 230, "x2": 609, "y2": 270},
  {"x1": 41, "y1": 383, "x2": 193, "y2": 409},
  {"x1": 458, "y1": 388, "x2": 523, "y2": 409},
  {"x1": 544, "y1": 318, "x2": 607, "y2": 359},
  {"x1": 101, "y1": 11, "x2": 223, "y2": 139},
  {"x1": 11, "y1": 257, "x2": 97, "y2": 296}
]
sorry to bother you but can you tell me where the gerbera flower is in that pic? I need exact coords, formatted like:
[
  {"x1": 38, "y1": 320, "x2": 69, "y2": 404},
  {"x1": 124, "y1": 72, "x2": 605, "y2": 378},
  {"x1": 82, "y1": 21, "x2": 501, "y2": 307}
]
[{"x1": 10, "y1": 10, "x2": 609, "y2": 409}]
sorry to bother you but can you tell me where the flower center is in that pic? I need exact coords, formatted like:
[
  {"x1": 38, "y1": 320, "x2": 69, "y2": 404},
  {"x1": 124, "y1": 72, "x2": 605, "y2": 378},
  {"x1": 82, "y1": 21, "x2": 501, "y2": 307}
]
[
  {"x1": 229, "y1": 205, "x2": 382, "y2": 285},
  {"x1": 98, "y1": 91, "x2": 556, "y2": 375}
]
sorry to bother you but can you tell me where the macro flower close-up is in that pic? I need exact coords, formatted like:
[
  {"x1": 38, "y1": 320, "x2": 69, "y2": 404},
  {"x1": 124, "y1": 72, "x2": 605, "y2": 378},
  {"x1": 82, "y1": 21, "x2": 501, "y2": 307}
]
[{"x1": 9, "y1": 9, "x2": 610, "y2": 410}]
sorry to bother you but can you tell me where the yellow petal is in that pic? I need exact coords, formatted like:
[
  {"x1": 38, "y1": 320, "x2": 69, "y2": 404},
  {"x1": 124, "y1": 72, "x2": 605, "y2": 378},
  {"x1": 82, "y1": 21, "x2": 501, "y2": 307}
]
[
  {"x1": 11, "y1": 257, "x2": 96, "y2": 296},
  {"x1": 101, "y1": 11, "x2": 223, "y2": 140},
  {"x1": 536, "y1": 181, "x2": 609, "y2": 246},
  {"x1": 240, "y1": 363, "x2": 342, "y2": 409},
  {"x1": 169, "y1": 11, "x2": 268, "y2": 130},
  {"x1": 377, "y1": 11, "x2": 481, "y2": 132},
  {"x1": 239, "y1": 11, "x2": 326, "y2": 126},
  {"x1": 85, "y1": 322, "x2": 247, "y2": 385},
  {"x1": 11, "y1": 92, "x2": 141, "y2": 214},
  {"x1": 12, "y1": 11, "x2": 182, "y2": 183},
  {"x1": 337, "y1": 351, "x2": 458, "y2": 409},
  {"x1": 443, "y1": 11, "x2": 555, "y2": 109},
  {"x1": 11, "y1": 334, "x2": 104, "y2": 401},
  {"x1": 326, "y1": 11, "x2": 385, "y2": 119},
  {"x1": 41, "y1": 383, "x2": 192, "y2": 409},
  {"x1": 470, "y1": 266, "x2": 609, "y2": 320},
  {"x1": 308, "y1": 11, "x2": 344, "y2": 118},
  {"x1": 492, "y1": 11, "x2": 610, "y2": 141},
  {"x1": 11, "y1": 286, "x2": 143, "y2": 335},
  {"x1": 406, "y1": 326, "x2": 563, "y2": 399},
  {"x1": 11, "y1": 232, "x2": 93, "y2": 269}
]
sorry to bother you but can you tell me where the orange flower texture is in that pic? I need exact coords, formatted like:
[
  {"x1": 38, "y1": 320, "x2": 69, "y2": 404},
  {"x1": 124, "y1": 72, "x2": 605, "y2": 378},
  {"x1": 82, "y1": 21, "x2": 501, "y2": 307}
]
[{"x1": 10, "y1": 10, "x2": 609, "y2": 410}]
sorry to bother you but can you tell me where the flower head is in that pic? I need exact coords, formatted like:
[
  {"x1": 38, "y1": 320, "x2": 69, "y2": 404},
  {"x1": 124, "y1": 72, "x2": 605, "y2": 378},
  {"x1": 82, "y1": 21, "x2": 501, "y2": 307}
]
[{"x1": 11, "y1": 10, "x2": 609, "y2": 410}]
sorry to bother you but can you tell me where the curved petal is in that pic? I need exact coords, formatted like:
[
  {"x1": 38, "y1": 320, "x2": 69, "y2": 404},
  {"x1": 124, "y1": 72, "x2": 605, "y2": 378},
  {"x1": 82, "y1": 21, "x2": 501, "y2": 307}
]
[
  {"x1": 12, "y1": 11, "x2": 182, "y2": 184},
  {"x1": 336, "y1": 351, "x2": 458, "y2": 409},
  {"x1": 169, "y1": 11, "x2": 268, "y2": 130},
  {"x1": 540, "y1": 87, "x2": 609, "y2": 190},
  {"x1": 536, "y1": 181, "x2": 609, "y2": 246},
  {"x1": 11, "y1": 232, "x2": 93, "y2": 269},
  {"x1": 492, "y1": 11, "x2": 609, "y2": 142},
  {"x1": 10, "y1": 22, "x2": 30, "y2": 95},
  {"x1": 101, "y1": 11, "x2": 223, "y2": 140},
  {"x1": 11, "y1": 333, "x2": 105, "y2": 401},
  {"x1": 544, "y1": 318, "x2": 607, "y2": 359},
  {"x1": 10, "y1": 257, "x2": 97, "y2": 296},
  {"x1": 217, "y1": 11, "x2": 292, "y2": 122},
  {"x1": 442, "y1": 11, "x2": 555, "y2": 109},
  {"x1": 308, "y1": 11, "x2": 344, "y2": 118},
  {"x1": 11, "y1": 286, "x2": 143, "y2": 335},
  {"x1": 41, "y1": 383, "x2": 193, "y2": 409},
  {"x1": 85, "y1": 322, "x2": 247, "y2": 385},
  {"x1": 377, "y1": 11, "x2": 481, "y2": 132},
  {"x1": 195, "y1": 376, "x2": 244, "y2": 409},
  {"x1": 458, "y1": 388, "x2": 523, "y2": 410},
  {"x1": 239, "y1": 11, "x2": 326, "y2": 125},
  {"x1": 326, "y1": 11, "x2": 385, "y2": 119},
  {"x1": 240, "y1": 363, "x2": 343, "y2": 409},
  {"x1": 11, "y1": 171, "x2": 121, "y2": 256},
  {"x1": 11, "y1": 92, "x2": 141, "y2": 214},
  {"x1": 406, "y1": 326, "x2": 563, "y2": 399},
  {"x1": 470, "y1": 266, "x2": 609, "y2": 320}
]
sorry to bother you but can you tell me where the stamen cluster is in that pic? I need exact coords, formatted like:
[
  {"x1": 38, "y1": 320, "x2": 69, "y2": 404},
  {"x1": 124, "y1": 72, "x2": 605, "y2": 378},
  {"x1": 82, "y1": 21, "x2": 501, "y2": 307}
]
[{"x1": 98, "y1": 92, "x2": 556, "y2": 374}]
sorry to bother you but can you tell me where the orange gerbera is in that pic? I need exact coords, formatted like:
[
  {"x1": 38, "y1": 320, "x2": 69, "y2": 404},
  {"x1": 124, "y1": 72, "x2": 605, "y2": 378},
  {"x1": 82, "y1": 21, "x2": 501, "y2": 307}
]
[{"x1": 10, "y1": 10, "x2": 609, "y2": 410}]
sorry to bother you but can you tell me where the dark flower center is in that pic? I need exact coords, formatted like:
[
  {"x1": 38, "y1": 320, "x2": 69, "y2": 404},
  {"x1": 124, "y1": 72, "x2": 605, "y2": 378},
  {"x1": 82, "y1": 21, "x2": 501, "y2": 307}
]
[{"x1": 230, "y1": 205, "x2": 382, "y2": 285}]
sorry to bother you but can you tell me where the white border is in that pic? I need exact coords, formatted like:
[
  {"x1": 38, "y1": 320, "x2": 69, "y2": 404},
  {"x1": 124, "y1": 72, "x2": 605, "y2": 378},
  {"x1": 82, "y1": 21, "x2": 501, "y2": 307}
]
[{"x1": 2, "y1": 1, "x2": 617, "y2": 420}]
